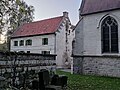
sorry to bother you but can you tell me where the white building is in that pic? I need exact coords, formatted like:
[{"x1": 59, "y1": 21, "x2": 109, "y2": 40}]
[
  {"x1": 73, "y1": 0, "x2": 120, "y2": 77},
  {"x1": 10, "y1": 12, "x2": 75, "y2": 68}
]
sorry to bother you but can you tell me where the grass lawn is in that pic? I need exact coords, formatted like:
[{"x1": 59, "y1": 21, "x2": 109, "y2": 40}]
[{"x1": 56, "y1": 70, "x2": 120, "y2": 90}]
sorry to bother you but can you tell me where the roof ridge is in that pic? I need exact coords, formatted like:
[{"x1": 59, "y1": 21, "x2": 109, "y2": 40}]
[{"x1": 25, "y1": 16, "x2": 64, "y2": 25}]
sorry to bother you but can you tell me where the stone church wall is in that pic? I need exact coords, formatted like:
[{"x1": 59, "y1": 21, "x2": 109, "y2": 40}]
[{"x1": 73, "y1": 55, "x2": 120, "y2": 77}]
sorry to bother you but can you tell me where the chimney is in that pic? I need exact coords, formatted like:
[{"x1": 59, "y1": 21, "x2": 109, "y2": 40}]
[{"x1": 63, "y1": 11, "x2": 68, "y2": 17}]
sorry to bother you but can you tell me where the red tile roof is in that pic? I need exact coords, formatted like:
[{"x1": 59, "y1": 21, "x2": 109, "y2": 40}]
[
  {"x1": 12, "y1": 16, "x2": 64, "y2": 38},
  {"x1": 80, "y1": 0, "x2": 120, "y2": 15}
]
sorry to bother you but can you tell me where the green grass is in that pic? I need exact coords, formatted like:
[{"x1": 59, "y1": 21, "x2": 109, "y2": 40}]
[{"x1": 56, "y1": 70, "x2": 120, "y2": 90}]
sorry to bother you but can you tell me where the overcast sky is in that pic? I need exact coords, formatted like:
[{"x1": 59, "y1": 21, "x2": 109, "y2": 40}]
[{"x1": 25, "y1": 0, "x2": 82, "y2": 25}]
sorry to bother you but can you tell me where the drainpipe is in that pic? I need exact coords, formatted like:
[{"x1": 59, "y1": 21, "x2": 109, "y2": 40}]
[{"x1": 54, "y1": 33, "x2": 56, "y2": 54}]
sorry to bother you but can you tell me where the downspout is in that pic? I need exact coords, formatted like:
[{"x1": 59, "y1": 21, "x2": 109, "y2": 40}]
[{"x1": 54, "y1": 33, "x2": 56, "y2": 54}]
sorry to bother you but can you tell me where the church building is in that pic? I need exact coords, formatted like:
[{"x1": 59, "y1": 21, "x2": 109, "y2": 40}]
[{"x1": 73, "y1": 0, "x2": 120, "y2": 77}]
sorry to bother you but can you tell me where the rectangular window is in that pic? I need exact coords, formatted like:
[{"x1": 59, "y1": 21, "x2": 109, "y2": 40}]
[
  {"x1": 26, "y1": 39, "x2": 32, "y2": 46},
  {"x1": 41, "y1": 51, "x2": 50, "y2": 55},
  {"x1": 27, "y1": 51, "x2": 30, "y2": 53},
  {"x1": 20, "y1": 40, "x2": 24, "y2": 46},
  {"x1": 14, "y1": 41, "x2": 18, "y2": 46},
  {"x1": 19, "y1": 51, "x2": 25, "y2": 53},
  {"x1": 42, "y1": 38, "x2": 48, "y2": 45}
]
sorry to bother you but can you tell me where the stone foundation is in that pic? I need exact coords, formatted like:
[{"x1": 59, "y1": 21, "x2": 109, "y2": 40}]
[{"x1": 73, "y1": 55, "x2": 120, "y2": 77}]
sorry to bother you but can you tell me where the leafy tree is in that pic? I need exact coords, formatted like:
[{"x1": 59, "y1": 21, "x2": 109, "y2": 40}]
[
  {"x1": 0, "y1": 0, "x2": 34, "y2": 50},
  {"x1": 8, "y1": 0, "x2": 34, "y2": 35}
]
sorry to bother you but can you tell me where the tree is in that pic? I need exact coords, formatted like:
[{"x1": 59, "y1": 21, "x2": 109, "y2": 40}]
[
  {"x1": 8, "y1": 0, "x2": 34, "y2": 35},
  {"x1": 0, "y1": 0, "x2": 34, "y2": 50}
]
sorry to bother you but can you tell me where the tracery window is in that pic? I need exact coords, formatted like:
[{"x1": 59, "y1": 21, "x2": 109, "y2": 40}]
[{"x1": 101, "y1": 16, "x2": 118, "y2": 53}]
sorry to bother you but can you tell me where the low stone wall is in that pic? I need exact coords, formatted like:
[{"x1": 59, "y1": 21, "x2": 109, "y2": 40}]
[
  {"x1": 0, "y1": 51, "x2": 56, "y2": 72},
  {"x1": 73, "y1": 55, "x2": 120, "y2": 77}
]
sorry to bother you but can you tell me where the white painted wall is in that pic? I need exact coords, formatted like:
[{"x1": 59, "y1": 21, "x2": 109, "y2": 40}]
[
  {"x1": 11, "y1": 34, "x2": 55, "y2": 54},
  {"x1": 67, "y1": 27, "x2": 75, "y2": 68},
  {"x1": 55, "y1": 18, "x2": 75, "y2": 68},
  {"x1": 55, "y1": 24, "x2": 66, "y2": 68},
  {"x1": 74, "y1": 10, "x2": 120, "y2": 56}
]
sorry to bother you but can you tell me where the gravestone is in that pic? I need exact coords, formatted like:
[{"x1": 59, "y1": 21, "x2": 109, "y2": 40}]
[
  {"x1": 39, "y1": 70, "x2": 62, "y2": 90},
  {"x1": 57, "y1": 75, "x2": 68, "y2": 87},
  {"x1": 32, "y1": 80, "x2": 39, "y2": 90},
  {"x1": 39, "y1": 71, "x2": 45, "y2": 90},
  {"x1": 51, "y1": 74, "x2": 59, "y2": 85}
]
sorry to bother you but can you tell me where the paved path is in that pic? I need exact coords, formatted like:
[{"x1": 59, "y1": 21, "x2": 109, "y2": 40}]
[{"x1": 60, "y1": 69, "x2": 71, "y2": 73}]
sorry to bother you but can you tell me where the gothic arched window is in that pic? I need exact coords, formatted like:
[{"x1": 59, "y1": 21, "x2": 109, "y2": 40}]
[{"x1": 101, "y1": 16, "x2": 118, "y2": 53}]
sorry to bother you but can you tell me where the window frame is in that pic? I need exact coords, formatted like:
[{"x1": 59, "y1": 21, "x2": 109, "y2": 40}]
[
  {"x1": 42, "y1": 38, "x2": 48, "y2": 45},
  {"x1": 41, "y1": 51, "x2": 50, "y2": 55},
  {"x1": 19, "y1": 40, "x2": 24, "y2": 46},
  {"x1": 26, "y1": 39, "x2": 32, "y2": 46},
  {"x1": 101, "y1": 16, "x2": 118, "y2": 53},
  {"x1": 27, "y1": 51, "x2": 30, "y2": 53},
  {"x1": 14, "y1": 41, "x2": 18, "y2": 46}
]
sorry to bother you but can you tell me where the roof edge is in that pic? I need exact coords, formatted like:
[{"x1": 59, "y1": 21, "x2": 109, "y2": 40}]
[
  {"x1": 81, "y1": 7, "x2": 120, "y2": 16},
  {"x1": 11, "y1": 33, "x2": 55, "y2": 39},
  {"x1": 73, "y1": 17, "x2": 83, "y2": 31},
  {"x1": 29, "y1": 16, "x2": 64, "y2": 24}
]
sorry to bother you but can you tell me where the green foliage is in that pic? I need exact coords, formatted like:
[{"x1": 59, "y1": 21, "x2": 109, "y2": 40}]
[
  {"x1": 0, "y1": 0, "x2": 34, "y2": 36},
  {"x1": 57, "y1": 70, "x2": 120, "y2": 90},
  {"x1": 0, "y1": 42, "x2": 7, "y2": 51},
  {"x1": 0, "y1": 0, "x2": 34, "y2": 51}
]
